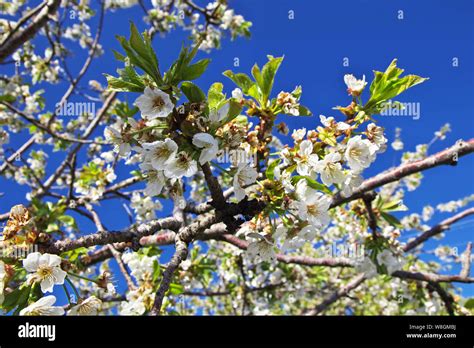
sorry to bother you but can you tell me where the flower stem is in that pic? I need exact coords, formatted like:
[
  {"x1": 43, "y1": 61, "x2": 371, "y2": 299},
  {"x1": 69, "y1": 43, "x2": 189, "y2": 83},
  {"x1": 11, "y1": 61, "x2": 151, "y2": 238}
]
[
  {"x1": 65, "y1": 276, "x2": 81, "y2": 303},
  {"x1": 67, "y1": 272, "x2": 99, "y2": 285}
]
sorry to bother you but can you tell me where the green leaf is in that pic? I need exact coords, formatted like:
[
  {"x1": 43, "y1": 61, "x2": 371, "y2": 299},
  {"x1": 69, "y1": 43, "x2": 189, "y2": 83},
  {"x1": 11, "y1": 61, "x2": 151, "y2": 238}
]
[
  {"x1": 297, "y1": 105, "x2": 312, "y2": 116},
  {"x1": 58, "y1": 215, "x2": 77, "y2": 228},
  {"x1": 169, "y1": 283, "x2": 184, "y2": 295},
  {"x1": 181, "y1": 81, "x2": 206, "y2": 103},
  {"x1": 182, "y1": 58, "x2": 210, "y2": 81},
  {"x1": 207, "y1": 82, "x2": 226, "y2": 108},
  {"x1": 380, "y1": 212, "x2": 403, "y2": 228},
  {"x1": 260, "y1": 55, "x2": 284, "y2": 104},
  {"x1": 115, "y1": 22, "x2": 162, "y2": 86},
  {"x1": 265, "y1": 159, "x2": 281, "y2": 180},
  {"x1": 112, "y1": 50, "x2": 126, "y2": 61},
  {"x1": 318, "y1": 128, "x2": 337, "y2": 146},
  {"x1": 0, "y1": 94, "x2": 16, "y2": 103},
  {"x1": 251, "y1": 63, "x2": 264, "y2": 95},
  {"x1": 104, "y1": 61, "x2": 146, "y2": 92},
  {"x1": 152, "y1": 260, "x2": 161, "y2": 283},
  {"x1": 291, "y1": 176, "x2": 332, "y2": 195},
  {"x1": 2, "y1": 285, "x2": 31, "y2": 313},
  {"x1": 104, "y1": 74, "x2": 143, "y2": 93},
  {"x1": 365, "y1": 59, "x2": 428, "y2": 112},
  {"x1": 380, "y1": 199, "x2": 408, "y2": 212},
  {"x1": 219, "y1": 100, "x2": 243, "y2": 125},
  {"x1": 222, "y1": 70, "x2": 255, "y2": 94},
  {"x1": 464, "y1": 298, "x2": 474, "y2": 309}
]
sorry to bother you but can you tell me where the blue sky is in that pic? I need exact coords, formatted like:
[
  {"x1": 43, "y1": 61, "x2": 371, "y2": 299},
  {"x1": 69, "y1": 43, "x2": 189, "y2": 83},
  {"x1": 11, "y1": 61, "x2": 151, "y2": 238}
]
[{"x1": 1, "y1": 0, "x2": 473, "y2": 303}]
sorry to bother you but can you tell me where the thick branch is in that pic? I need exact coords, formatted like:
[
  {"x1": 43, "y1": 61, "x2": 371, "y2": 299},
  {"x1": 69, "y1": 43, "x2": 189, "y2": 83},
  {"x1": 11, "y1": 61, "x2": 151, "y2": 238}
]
[
  {"x1": 403, "y1": 207, "x2": 474, "y2": 252},
  {"x1": 0, "y1": 0, "x2": 61, "y2": 62},
  {"x1": 331, "y1": 139, "x2": 474, "y2": 208}
]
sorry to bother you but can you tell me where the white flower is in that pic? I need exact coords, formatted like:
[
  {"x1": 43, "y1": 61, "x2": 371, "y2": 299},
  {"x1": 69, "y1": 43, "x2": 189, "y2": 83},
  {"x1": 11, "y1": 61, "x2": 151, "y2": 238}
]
[
  {"x1": 344, "y1": 136, "x2": 375, "y2": 172},
  {"x1": 313, "y1": 152, "x2": 346, "y2": 186},
  {"x1": 122, "y1": 252, "x2": 155, "y2": 281},
  {"x1": 23, "y1": 252, "x2": 67, "y2": 293},
  {"x1": 181, "y1": 260, "x2": 192, "y2": 271},
  {"x1": 344, "y1": 74, "x2": 367, "y2": 96},
  {"x1": 233, "y1": 163, "x2": 258, "y2": 202},
  {"x1": 276, "y1": 91, "x2": 299, "y2": 116},
  {"x1": 142, "y1": 138, "x2": 178, "y2": 170},
  {"x1": 295, "y1": 181, "x2": 331, "y2": 228},
  {"x1": 107, "y1": 282, "x2": 117, "y2": 295},
  {"x1": 20, "y1": 295, "x2": 65, "y2": 316},
  {"x1": 424, "y1": 300, "x2": 439, "y2": 315},
  {"x1": 295, "y1": 140, "x2": 319, "y2": 176},
  {"x1": 231, "y1": 88, "x2": 243, "y2": 102},
  {"x1": 0, "y1": 128, "x2": 9, "y2": 145},
  {"x1": 356, "y1": 257, "x2": 378, "y2": 278},
  {"x1": 68, "y1": 296, "x2": 102, "y2": 315},
  {"x1": 119, "y1": 288, "x2": 155, "y2": 315},
  {"x1": 291, "y1": 128, "x2": 306, "y2": 142},
  {"x1": 164, "y1": 151, "x2": 198, "y2": 178},
  {"x1": 134, "y1": 87, "x2": 174, "y2": 119},
  {"x1": 341, "y1": 172, "x2": 363, "y2": 197},
  {"x1": 246, "y1": 234, "x2": 276, "y2": 262},
  {"x1": 391, "y1": 138, "x2": 404, "y2": 151},
  {"x1": 377, "y1": 250, "x2": 403, "y2": 274},
  {"x1": 274, "y1": 165, "x2": 294, "y2": 193},
  {"x1": 209, "y1": 103, "x2": 230, "y2": 124},
  {"x1": 0, "y1": 260, "x2": 6, "y2": 305},
  {"x1": 104, "y1": 124, "x2": 130, "y2": 157},
  {"x1": 367, "y1": 123, "x2": 387, "y2": 151},
  {"x1": 297, "y1": 224, "x2": 320, "y2": 242},
  {"x1": 120, "y1": 299, "x2": 146, "y2": 315},
  {"x1": 192, "y1": 133, "x2": 219, "y2": 165}
]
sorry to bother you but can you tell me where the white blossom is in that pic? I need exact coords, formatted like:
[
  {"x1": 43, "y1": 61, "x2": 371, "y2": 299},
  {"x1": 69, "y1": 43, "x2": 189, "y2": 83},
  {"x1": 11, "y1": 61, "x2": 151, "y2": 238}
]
[
  {"x1": 313, "y1": 152, "x2": 346, "y2": 186},
  {"x1": 135, "y1": 87, "x2": 174, "y2": 119},
  {"x1": 192, "y1": 133, "x2": 219, "y2": 165},
  {"x1": 295, "y1": 181, "x2": 331, "y2": 228},
  {"x1": 356, "y1": 257, "x2": 378, "y2": 278},
  {"x1": 142, "y1": 138, "x2": 178, "y2": 170},
  {"x1": 344, "y1": 74, "x2": 367, "y2": 96},
  {"x1": 377, "y1": 250, "x2": 403, "y2": 274},
  {"x1": 233, "y1": 163, "x2": 258, "y2": 202},
  {"x1": 209, "y1": 103, "x2": 230, "y2": 124},
  {"x1": 104, "y1": 123, "x2": 130, "y2": 157},
  {"x1": 68, "y1": 296, "x2": 102, "y2": 315},
  {"x1": 20, "y1": 295, "x2": 65, "y2": 316},
  {"x1": 231, "y1": 88, "x2": 244, "y2": 102},
  {"x1": 295, "y1": 140, "x2": 319, "y2": 176},
  {"x1": 246, "y1": 234, "x2": 276, "y2": 262},
  {"x1": 344, "y1": 135, "x2": 376, "y2": 172},
  {"x1": 164, "y1": 151, "x2": 198, "y2": 178},
  {"x1": 23, "y1": 252, "x2": 67, "y2": 293}
]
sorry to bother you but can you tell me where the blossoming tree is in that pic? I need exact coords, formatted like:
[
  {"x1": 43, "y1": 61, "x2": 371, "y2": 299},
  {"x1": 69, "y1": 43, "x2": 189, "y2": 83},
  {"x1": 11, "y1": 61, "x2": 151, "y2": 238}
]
[{"x1": 0, "y1": 0, "x2": 473, "y2": 316}]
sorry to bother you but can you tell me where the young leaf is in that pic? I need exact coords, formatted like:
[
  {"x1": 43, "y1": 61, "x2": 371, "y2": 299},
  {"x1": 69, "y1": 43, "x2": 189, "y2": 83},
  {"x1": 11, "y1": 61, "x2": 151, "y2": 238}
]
[
  {"x1": 260, "y1": 55, "x2": 284, "y2": 104},
  {"x1": 181, "y1": 81, "x2": 206, "y2": 103},
  {"x1": 291, "y1": 176, "x2": 332, "y2": 195},
  {"x1": 265, "y1": 159, "x2": 281, "y2": 180},
  {"x1": 222, "y1": 70, "x2": 255, "y2": 94},
  {"x1": 365, "y1": 59, "x2": 428, "y2": 112},
  {"x1": 182, "y1": 58, "x2": 210, "y2": 81},
  {"x1": 207, "y1": 82, "x2": 226, "y2": 109}
]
